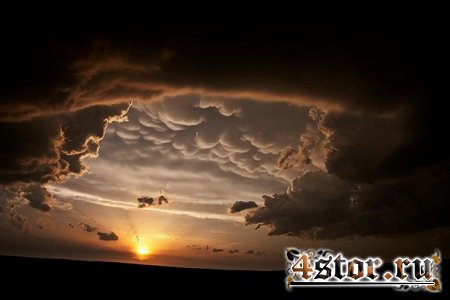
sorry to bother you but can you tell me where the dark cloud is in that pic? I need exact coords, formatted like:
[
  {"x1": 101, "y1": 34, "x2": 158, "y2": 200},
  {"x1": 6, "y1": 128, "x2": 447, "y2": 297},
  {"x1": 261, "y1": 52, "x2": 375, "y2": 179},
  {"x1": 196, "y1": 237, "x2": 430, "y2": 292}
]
[
  {"x1": 232, "y1": 93, "x2": 450, "y2": 243},
  {"x1": 228, "y1": 249, "x2": 239, "y2": 254},
  {"x1": 158, "y1": 195, "x2": 169, "y2": 205},
  {"x1": 229, "y1": 201, "x2": 258, "y2": 214},
  {"x1": 323, "y1": 110, "x2": 415, "y2": 182},
  {"x1": 212, "y1": 248, "x2": 224, "y2": 253},
  {"x1": 17, "y1": 184, "x2": 52, "y2": 212},
  {"x1": 79, "y1": 223, "x2": 97, "y2": 233},
  {"x1": 137, "y1": 196, "x2": 154, "y2": 208},
  {"x1": 245, "y1": 166, "x2": 450, "y2": 239},
  {"x1": 97, "y1": 231, "x2": 118, "y2": 241},
  {"x1": 137, "y1": 195, "x2": 169, "y2": 208},
  {"x1": 0, "y1": 103, "x2": 129, "y2": 186}
]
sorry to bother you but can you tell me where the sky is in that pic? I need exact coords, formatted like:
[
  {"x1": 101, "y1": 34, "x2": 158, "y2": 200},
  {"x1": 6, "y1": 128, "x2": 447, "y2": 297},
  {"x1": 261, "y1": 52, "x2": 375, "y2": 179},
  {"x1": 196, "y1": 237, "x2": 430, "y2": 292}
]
[{"x1": 0, "y1": 22, "x2": 449, "y2": 270}]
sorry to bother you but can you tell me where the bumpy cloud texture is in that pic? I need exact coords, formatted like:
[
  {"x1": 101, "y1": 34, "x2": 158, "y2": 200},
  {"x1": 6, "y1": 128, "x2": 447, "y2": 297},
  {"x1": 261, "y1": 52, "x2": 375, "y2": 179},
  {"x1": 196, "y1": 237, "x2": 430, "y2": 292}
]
[{"x1": 106, "y1": 95, "x2": 309, "y2": 184}]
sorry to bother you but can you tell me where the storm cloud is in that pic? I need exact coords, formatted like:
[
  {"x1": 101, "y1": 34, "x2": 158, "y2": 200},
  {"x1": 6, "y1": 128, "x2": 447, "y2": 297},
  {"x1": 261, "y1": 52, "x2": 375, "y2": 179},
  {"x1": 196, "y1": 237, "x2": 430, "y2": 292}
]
[
  {"x1": 241, "y1": 109, "x2": 450, "y2": 239},
  {"x1": 1, "y1": 22, "x2": 448, "y2": 253},
  {"x1": 0, "y1": 103, "x2": 129, "y2": 186},
  {"x1": 2, "y1": 25, "x2": 446, "y2": 189}
]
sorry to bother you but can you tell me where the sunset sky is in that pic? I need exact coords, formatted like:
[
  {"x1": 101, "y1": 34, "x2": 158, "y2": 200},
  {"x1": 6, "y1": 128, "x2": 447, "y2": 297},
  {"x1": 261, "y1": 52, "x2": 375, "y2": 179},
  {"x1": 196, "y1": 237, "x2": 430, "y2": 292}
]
[{"x1": 0, "y1": 22, "x2": 448, "y2": 270}]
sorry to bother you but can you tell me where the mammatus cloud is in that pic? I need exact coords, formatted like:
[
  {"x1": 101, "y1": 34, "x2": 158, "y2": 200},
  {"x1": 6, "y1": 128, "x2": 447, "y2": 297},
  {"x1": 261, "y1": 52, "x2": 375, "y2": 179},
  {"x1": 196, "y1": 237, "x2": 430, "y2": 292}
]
[
  {"x1": 108, "y1": 96, "x2": 309, "y2": 185},
  {"x1": 1, "y1": 25, "x2": 448, "y2": 249},
  {"x1": 97, "y1": 231, "x2": 119, "y2": 241},
  {"x1": 137, "y1": 195, "x2": 169, "y2": 208},
  {"x1": 229, "y1": 201, "x2": 258, "y2": 213}
]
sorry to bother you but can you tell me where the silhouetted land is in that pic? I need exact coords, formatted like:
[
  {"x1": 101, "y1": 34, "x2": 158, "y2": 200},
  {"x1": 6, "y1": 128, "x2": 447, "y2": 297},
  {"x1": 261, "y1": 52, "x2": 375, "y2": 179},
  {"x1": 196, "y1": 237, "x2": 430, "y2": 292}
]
[{"x1": 0, "y1": 255, "x2": 446, "y2": 298}]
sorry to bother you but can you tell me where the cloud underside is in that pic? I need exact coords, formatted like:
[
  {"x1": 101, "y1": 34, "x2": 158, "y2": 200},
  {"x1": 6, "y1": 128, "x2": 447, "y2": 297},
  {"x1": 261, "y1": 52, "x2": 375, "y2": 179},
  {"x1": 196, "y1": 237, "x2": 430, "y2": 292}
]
[
  {"x1": 241, "y1": 109, "x2": 450, "y2": 239},
  {"x1": 229, "y1": 201, "x2": 258, "y2": 213},
  {"x1": 97, "y1": 231, "x2": 119, "y2": 241},
  {"x1": 0, "y1": 103, "x2": 129, "y2": 211},
  {"x1": 0, "y1": 26, "x2": 448, "y2": 242}
]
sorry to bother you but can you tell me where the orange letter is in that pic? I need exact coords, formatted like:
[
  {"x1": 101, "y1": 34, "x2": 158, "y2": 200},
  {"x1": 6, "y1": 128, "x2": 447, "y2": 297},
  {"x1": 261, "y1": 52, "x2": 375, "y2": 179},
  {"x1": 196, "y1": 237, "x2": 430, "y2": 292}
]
[{"x1": 292, "y1": 254, "x2": 313, "y2": 279}]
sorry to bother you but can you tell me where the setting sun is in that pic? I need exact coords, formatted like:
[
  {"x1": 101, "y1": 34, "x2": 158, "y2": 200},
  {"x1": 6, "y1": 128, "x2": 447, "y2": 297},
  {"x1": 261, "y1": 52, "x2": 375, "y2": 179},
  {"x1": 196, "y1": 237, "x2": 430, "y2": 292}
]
[{"x1": 136, "y1": 246, "x2": 151, "y2": 257}]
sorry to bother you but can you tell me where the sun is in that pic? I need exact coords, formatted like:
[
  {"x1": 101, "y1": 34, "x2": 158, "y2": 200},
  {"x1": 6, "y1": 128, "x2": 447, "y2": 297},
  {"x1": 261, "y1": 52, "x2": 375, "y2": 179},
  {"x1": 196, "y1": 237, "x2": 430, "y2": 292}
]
[
  {"x1": 137, "y1": 247, "x2": 150, "y2": 255},
  {"x1": 135, "y1": 246, "x2": 151, "y2": 258}
]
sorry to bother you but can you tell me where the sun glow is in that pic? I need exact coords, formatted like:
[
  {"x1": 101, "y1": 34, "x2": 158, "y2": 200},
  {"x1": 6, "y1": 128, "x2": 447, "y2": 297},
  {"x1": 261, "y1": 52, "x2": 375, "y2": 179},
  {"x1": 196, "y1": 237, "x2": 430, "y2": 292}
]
[{"x1": 136, "y1": 247, "x2": 150, "y2": 256}]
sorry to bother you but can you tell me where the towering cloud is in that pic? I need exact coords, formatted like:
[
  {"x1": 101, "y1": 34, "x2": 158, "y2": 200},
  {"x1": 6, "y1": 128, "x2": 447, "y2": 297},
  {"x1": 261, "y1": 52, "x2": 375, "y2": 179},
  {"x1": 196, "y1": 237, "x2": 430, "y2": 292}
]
[{"x1": 240, "y1": 107, "x2": 450, "y2": 239}]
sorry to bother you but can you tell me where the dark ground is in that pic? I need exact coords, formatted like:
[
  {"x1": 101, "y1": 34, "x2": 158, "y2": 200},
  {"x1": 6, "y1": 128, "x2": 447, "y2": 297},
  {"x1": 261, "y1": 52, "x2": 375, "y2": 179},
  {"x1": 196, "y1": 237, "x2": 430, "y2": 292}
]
[{"x1": 0, "y1": 255, "x2": 447, "y2": 298}]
